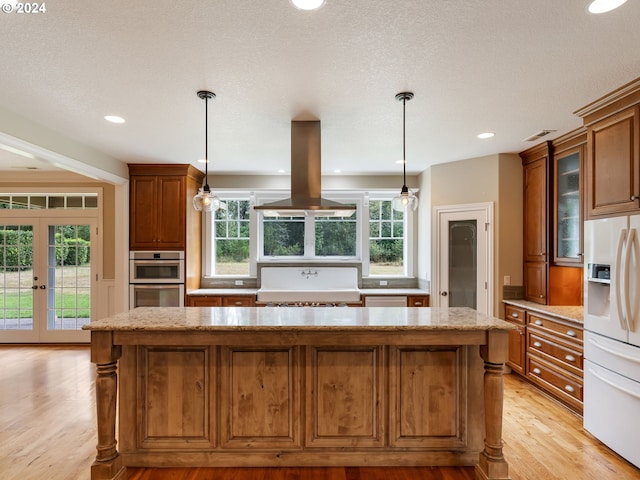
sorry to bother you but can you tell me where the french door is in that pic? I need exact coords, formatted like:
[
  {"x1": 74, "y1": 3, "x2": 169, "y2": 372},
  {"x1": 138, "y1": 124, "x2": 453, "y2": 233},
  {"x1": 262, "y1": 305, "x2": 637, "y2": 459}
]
[{"x1": 0, "y1": 217, "x2": 95, "y2": 343}]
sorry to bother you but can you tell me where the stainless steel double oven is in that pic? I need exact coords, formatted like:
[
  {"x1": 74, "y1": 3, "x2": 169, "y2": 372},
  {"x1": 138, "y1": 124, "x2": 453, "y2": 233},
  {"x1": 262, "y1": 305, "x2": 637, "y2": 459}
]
[{"x1": 129, "y1": 251, "x2": 184, "y2": 309}]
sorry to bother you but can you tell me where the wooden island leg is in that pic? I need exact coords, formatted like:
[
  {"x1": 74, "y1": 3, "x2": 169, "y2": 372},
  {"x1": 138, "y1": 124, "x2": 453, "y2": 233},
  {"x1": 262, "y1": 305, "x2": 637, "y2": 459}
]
[
  {"x1": 90, "y1": 331, "x2": 126, "y2": 480},
  {"x1": 476, "y1": 330, "x2": 511, "y2": 480}
]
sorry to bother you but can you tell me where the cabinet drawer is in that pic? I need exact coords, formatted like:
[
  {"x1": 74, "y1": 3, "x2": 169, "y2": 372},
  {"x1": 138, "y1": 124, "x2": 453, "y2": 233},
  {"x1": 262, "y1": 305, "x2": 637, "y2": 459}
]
[
  {"x1": 527, "y1": 313, "x2": 583, "y2": 343},
  {"x1": 527, "y1": 330, "x2": 583, "y2": 377},
  {"x1": 222, "y1": 295, "x2": 256, "y2": 307},
  {"x1": 407, "y1": 295, "x2": 429, "y2": 307},
  {"x1": 504, "y1": 305, "x2": 526, "y2": 324},
  {"x1": 527, "y1": 354, "x2": 583, "y2": 408},
  {"x1": 186, "y1": 296, "x2": 223, "y2": 307}
]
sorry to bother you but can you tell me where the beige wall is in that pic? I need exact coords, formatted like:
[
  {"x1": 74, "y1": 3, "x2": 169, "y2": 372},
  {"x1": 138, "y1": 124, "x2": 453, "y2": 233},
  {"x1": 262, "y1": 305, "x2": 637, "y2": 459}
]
[{"x1": 418, "y1": 154, "x2": 523, "y2": 315}]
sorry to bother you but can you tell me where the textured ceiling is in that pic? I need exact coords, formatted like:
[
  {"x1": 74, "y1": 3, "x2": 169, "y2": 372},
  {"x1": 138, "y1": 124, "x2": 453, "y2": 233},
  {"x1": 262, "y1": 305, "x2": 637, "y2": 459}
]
[{"x1": 1, "y1": 0, "x2": 639, "y2": 177}]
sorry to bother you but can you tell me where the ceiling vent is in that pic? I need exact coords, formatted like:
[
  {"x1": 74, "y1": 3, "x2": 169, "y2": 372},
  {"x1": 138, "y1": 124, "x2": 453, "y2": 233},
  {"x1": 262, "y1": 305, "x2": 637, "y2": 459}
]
[{"x1": 523, "y1": 129, "x2": 557, "y2": 142}]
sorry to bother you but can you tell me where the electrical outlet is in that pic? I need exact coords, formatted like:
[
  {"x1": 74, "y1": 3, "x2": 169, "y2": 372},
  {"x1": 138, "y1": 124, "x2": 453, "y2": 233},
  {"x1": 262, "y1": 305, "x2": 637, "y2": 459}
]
[
  {"x1": 379, "y1": 280, "x2": 388, "y2": 286},
  {"x1": 504, "y1": 275, "x2": 511, "y2": 286},
  {"x1": 235, "y1": 280, "x2": 244, "y2": 286}
]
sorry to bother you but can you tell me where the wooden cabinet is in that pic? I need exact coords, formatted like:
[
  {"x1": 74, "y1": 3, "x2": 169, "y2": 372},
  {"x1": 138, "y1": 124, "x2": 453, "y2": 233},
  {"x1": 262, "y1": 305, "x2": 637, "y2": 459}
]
[
  {"x1": 552, "y1": 129, "x2": 586, "y2": 265},
  {"x1": 186, "y1": 294, "x2": 256, "y2": 307},
  {"x1": 520, "y1": 133, "x2": 585, "y2": 306},
  {"x1": 504, "y1": 305, "x2": 527, "y2": 375},
  {"x1": 129, "y1": 164, "x2": 204, "y2": 251},
  {"x1": 522, "y1": 144, "x2": 549, "y2": 264},
  {"x1": 504, "y1": 303, "x2": 583, "y2": 414},
  {"x1": 526, "y1": 312, "x2": 583, "y2": 413},
  {"x1": 521, "y1": 142, "x2": 550, "y2": 304},
  {"x1": 504, "y1": 305, "x2": 526, "y2": 375},
  {"x1": 575, "y1": 77, "x2": 640, "y2": 219},
  {"x1": 407, "y1": 295, "x2": 430, "y2": 307}
]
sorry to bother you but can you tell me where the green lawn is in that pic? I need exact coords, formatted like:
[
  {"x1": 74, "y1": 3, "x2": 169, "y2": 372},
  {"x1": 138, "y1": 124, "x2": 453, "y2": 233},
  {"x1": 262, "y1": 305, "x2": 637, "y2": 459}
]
[{"x1": 0, "y1": 290, "x2": 90, "y2": 318}]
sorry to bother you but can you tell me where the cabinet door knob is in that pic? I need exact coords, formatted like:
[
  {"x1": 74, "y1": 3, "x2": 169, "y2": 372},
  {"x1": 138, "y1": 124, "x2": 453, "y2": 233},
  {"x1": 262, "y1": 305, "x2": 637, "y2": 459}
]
[
  {"x1": 534, "y1": 320, "x2": 543, "y2": 326},
  {"x1": 511, "y1": 312, "x2": 519, "y2": 318},
  {"x1": 533, "y1": 341, "x2": 542, "y2": 348},
  {"x1": 631, "y1": 195, "x2": 639, "y2": 201},
  {"x1": 565, "y1": 354, "x2": 576, "y2": 362},
  {"x1": 532, "y1": 368, "x2": 542, "y2": 375},
  {"x1": 564, "y1": 385, "x2": 575, "y2": 393},
  {"x1": 566, "y1": 330, "x2": 577, "y2": 337}
]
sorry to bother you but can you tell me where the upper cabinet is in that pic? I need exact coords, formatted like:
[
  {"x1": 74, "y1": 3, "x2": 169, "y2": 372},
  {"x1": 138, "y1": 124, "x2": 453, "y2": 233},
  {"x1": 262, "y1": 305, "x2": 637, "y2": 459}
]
[
  {"x1": 129, "y1": 164, "x2": 205, "y2": 251},
  {"x1": 522, "y1": 142, "x2": 549, "y2": 264},
  {"x1": 575, "y1": 77, "x2": 640, "y2": 219},
  {"x1": 552, "y1": 129, "x2": 586, "y2": 266},
  {"x1": 520, "y1": 142, "x2": 550, "y2": 304}
]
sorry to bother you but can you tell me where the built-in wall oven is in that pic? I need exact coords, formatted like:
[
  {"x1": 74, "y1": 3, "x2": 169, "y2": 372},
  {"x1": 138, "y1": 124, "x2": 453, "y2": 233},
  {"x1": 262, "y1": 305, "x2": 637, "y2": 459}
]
[{"x1": 129, "y1": 251, "x2": 185, "y2": 309}]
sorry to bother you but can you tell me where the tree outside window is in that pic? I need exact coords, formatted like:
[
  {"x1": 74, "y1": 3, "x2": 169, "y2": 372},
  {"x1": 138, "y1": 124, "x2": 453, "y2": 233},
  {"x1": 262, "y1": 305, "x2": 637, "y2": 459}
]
[
  {"x1": 214, "y1": 200, "x2": 250, "y2": 275},
  {"x1": 369, "y1": 199, "x2": 404, "y2": 275}
]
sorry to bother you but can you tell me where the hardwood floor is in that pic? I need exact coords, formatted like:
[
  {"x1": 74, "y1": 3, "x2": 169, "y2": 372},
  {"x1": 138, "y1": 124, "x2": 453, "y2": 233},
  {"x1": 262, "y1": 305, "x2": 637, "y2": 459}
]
[{"x1": 0, "y1": 346, "x2": 638, "y2": 480}]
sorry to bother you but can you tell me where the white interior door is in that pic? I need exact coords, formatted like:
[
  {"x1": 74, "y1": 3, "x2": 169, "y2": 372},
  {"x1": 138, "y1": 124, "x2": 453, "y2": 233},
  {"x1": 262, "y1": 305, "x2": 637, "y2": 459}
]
[
  {"x1": 433, "y1": 203, "x2": 493, "y2": 316},
  {"x1": 0, "y1": 217, "x2": 94, "y2": 343}
]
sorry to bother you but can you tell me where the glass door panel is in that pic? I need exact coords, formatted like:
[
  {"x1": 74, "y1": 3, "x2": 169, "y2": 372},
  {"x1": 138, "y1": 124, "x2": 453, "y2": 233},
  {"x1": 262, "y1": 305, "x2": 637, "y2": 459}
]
[
  {"x1": 42, "y1": 222, "x2": 92, "y2": 342},
  {"x1": 0, "y1": 224, "x2": 36, "y2": 341},
  {"x1": 448, "y1": 220, "x2": 477, "y2": 309}
]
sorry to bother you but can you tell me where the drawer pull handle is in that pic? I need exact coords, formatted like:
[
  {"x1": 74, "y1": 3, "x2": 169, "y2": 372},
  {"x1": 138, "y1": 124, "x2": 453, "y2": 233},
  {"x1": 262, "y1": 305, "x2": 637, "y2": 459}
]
[
  {"x1": 533, "y1": 341, "x2": 542, "y2": 348},
  {"x1": 565, "y1": 385, "x2": 575, "y2": 393},
  {"x1": 566, "y1": 330, "x2": 577, "y2": 337},
  {"x1": 534, "y1": 320, "x2": 543, "y2": 326},
  {"x1": 532, "y1": 368, "x2": 542, "y2": 375},
  {"x1": 565, "y1": 354, "x2": 576, "y2": 362},
  {"x1": 414, "y1": 302, "x2": 423, "y2": 306},
  {"x1": 511, "y1": 312, "x2": 519, "y2": 318},
  {"x1": 234, "y1": 302, "x2": 243, "y2": 306}
]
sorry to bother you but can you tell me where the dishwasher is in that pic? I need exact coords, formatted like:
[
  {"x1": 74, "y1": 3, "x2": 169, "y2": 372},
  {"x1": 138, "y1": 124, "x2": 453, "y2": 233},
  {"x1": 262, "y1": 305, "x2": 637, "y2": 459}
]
[{"x1": 364, "y1": 296, "x2": 407, "y2": 307}]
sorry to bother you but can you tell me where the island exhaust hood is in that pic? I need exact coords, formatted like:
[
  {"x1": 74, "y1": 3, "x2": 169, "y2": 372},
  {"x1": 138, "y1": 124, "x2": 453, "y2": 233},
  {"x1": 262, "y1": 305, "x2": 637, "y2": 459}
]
[{"x1": 254, "y1": 121, "x2": 356, "y2": 217}]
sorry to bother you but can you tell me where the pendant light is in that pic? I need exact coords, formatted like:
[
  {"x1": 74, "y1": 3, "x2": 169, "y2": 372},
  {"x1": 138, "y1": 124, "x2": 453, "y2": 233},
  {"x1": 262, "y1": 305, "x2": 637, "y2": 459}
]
[
  {"x1": 392, "y1": 92, "x2": 418, "y2": 212},
  {"x1": 193, "y1": 90, "x2": 220, "y2": 212}
]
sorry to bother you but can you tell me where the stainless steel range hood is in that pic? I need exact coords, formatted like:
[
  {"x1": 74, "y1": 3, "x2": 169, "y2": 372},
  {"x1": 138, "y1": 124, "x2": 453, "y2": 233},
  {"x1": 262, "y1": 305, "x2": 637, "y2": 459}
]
[{"x1": 254, "y1": 121, "x2": 356, "y2": 217}]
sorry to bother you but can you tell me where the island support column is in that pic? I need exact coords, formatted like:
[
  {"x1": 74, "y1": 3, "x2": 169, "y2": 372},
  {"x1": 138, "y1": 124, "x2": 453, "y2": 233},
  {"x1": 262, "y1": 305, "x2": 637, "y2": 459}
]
[
  {"x1": 476, "y1": 330, "x2": 511, "y2": 480},
  {"x1": 90, "y1": 331, "x2": 126, "y2": 480}
]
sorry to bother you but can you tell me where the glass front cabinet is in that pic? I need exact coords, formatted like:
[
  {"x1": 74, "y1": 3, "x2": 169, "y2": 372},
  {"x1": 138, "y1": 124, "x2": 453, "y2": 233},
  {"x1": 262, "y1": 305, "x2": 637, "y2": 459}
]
[{"x1": 553, "y1": 131, "x2": 586, "y2": 266}]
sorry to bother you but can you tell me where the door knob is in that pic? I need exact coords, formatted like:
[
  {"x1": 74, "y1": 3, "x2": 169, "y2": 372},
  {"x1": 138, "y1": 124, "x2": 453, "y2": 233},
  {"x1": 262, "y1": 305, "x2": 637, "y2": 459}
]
[{"x1": 441, "y1": 291, "x2": 448, "y2": 296}]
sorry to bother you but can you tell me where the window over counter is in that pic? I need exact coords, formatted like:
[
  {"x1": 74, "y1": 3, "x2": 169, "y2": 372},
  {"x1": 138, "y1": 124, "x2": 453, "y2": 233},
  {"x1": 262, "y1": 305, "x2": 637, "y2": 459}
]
[{"x1": 203, "y1": 191, "x2": 414, "y2": 278}]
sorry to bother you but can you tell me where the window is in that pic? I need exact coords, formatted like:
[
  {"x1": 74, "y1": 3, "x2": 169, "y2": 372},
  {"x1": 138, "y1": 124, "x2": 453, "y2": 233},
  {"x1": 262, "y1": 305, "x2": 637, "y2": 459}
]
[
  {"x1": 369, "y1": 199, "x2": 405, "y2": 275},
  {"x1": 0, "y1": 193, "x2": 98, "y2": 210},
  {"x1": 261, "y1": 213, "x2": 357, "y2": 258},
  {"x1": 212, "y1": 199, "x2": 250, "y2": 275},
  {"x1": 203, "y1": 191, "x2": 413, "y2": 278}
]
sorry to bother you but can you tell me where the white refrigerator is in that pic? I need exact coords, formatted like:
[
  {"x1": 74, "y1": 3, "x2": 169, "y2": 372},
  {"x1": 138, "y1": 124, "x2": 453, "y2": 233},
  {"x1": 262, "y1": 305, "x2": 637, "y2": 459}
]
[{"x1": 584, "y1": 215, "x2": 640, "y2": 468}]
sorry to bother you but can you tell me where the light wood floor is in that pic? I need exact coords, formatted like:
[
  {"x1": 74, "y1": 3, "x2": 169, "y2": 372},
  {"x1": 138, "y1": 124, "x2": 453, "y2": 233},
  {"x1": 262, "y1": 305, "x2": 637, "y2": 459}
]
[{"x1": 0, "y1": 346, "x2": 638, "y2": 480}]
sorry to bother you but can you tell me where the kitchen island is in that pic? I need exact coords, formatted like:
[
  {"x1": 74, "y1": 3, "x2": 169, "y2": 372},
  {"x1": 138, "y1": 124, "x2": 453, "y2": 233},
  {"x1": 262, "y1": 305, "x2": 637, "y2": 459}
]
[{"x1": 84, "y1": 307, "x2": 514, "y2": 480}]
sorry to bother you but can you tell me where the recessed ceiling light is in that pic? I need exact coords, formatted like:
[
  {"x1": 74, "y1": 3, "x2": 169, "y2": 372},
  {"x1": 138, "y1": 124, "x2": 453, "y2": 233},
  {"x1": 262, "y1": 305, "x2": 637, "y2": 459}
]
[
  {"x1": 477, "y1": 132, "x2": 495, "y2": 139},
  {"x1": 197, "y1": 159, "x2": 209, "y2": 164},
  {"x1": 588, "y1": 0, "x2": 627, "y2": 13},
  {"x1": 290, "y1": 0, "x2": 325, "y2": 10},
  {"x1": 278, "y1": 169, "x2": 286, "y2": 173},
  {"x1": 104, "y1": 115, "x2": 125, "y2": 124},
  {"x1": 334, "y1": 169, "x2": 341, "y2": 173},
  {"x1": 395, "y1": 159, "x2": 407, "y2": 164}
]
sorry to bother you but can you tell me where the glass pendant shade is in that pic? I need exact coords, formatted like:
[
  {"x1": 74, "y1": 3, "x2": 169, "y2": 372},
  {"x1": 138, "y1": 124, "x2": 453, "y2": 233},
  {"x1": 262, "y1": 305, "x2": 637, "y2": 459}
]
[
  {"x1": 392, "y1": 185, "x2": 418, "y2": 212},
  {"x1": 193, "y1": 186, "x2": 220, "y2": 212}
]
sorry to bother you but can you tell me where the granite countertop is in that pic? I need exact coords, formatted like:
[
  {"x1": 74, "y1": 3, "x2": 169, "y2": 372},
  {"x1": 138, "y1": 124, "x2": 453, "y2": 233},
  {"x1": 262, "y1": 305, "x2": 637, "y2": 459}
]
[
  {"x1": 502, "y1": 299, "x2": 583, "y2": 323},
  {"x1": 83, "y1": 306, "x2": 513, "y2": 332}
]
